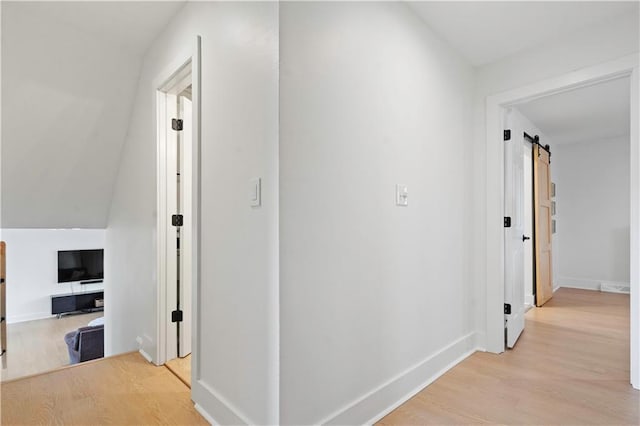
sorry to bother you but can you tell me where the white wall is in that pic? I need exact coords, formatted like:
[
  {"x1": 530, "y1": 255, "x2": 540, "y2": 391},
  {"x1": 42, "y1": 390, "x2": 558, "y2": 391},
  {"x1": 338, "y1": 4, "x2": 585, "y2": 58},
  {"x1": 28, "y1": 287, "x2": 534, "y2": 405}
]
[
  {"x1": 280, "y1": 2, "x2": 475, "y2": 424},
  {"x1": 1, "y1": 3, "x2": 141, "y2": 229},
  {"x1": 473, "y1": 11, "x2": 639, "y2": 346},
  {"x1": 554, "y1": 137, "x2": 630, "y2": 289},
  {"x1": 0, "y1": 229, "x2": 105, "y2": 323},
  {"x1": 106, "y1": 2, "x2": 278, "y2": 424},
  {"x1": 101, "y1": 2, "x2": 638, "y2": 422}
]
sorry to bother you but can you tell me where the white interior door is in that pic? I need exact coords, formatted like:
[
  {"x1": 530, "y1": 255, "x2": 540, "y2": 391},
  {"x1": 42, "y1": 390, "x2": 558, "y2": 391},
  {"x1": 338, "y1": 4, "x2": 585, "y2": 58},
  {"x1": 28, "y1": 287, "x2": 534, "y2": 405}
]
[
  {"x1": 523, "y1": 141, "x2": 534, "y2": 308},
  {"x1": 166, "y1": 93, "x2": 179, "y2": 361},
  {"x1": 178, "y1": 95, "x2": 192, "y2": 358},
  {"x1": 156, "y1": 54, "x2": 196, "y2": 368},
  {"x1": 504, "y1": 109, "x2": 525, "y2": 348}
]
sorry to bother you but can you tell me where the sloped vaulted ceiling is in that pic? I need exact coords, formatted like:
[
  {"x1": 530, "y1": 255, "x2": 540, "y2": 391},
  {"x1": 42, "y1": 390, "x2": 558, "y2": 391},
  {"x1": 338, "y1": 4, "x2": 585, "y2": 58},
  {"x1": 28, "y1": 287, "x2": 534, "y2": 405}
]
[{"x1": 1, "y1": 1, "x2": 185, "y2": 228}]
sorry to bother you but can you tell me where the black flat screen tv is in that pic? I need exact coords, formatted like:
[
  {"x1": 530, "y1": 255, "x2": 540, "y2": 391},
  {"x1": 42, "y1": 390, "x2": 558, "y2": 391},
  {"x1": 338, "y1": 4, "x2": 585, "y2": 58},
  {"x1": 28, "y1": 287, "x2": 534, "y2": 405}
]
[{"x1": 58, "y1": 249, "x2": 104, "y2": 283}]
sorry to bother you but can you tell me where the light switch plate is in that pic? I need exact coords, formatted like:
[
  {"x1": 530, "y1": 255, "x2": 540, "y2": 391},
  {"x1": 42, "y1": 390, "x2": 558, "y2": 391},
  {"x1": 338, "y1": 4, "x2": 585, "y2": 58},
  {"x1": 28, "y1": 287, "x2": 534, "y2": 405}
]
[
  {"x1": 396, "y1": 184, "x2": 408, "y2": 206},
  {"x1": 250, "y1": 178, "x2": 261, "y2": 207}
]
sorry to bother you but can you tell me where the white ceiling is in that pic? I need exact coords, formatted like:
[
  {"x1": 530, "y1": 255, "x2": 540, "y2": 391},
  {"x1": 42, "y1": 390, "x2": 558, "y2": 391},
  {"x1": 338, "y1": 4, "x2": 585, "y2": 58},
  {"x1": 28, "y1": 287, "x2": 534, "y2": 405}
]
[
  {"x1": 9, "y1": 1, "x2": 187, "y2": 55},
  {"x1": 407, "y1": 1, "x2": 639, "y2": 66},
  {"x1": 516, "y1": 76, "x2": 630, "y2": 145},
  {"x1": 1, "y1": 2, "x2": 185, "y2": 228}
]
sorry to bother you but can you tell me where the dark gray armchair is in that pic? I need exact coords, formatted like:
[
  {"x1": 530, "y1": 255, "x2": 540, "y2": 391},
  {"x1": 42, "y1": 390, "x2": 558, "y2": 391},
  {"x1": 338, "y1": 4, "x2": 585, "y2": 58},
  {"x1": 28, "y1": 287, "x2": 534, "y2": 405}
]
[{"x1": 64, "y1": 324, "x2": 104, "y2": 364}]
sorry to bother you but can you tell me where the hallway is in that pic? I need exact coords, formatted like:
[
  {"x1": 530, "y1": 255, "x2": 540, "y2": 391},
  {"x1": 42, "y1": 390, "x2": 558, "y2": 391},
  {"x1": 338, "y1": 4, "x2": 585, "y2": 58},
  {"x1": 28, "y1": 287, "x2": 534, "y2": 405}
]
[{"x1": 379, "y1": 288, "x2": 638, "y2": 424}]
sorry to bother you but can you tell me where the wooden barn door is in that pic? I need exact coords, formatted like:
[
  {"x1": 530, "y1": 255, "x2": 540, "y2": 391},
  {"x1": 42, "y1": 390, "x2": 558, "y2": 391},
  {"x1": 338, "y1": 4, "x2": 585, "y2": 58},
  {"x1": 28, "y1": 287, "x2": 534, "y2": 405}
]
[{"x1": 534, "y1": 145, "x2": 553, "y2": 306}]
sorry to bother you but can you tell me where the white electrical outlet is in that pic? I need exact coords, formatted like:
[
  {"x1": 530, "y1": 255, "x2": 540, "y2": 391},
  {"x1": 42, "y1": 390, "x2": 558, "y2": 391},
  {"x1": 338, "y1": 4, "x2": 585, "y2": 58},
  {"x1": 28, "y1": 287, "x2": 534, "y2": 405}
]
[{"x1": 396, "y1": 184, "x2": 408, "y2": 206}]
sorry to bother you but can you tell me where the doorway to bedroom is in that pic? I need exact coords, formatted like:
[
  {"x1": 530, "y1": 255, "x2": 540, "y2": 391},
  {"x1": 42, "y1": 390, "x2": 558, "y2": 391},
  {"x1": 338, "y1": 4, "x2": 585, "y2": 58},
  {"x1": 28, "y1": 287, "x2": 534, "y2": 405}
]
[
  {"x1": 0, "y1": 230, "x2": 106, "y2": 382},
  {"x1": 156, "y1": 60, "x2": 195, "y2": 387},
  {"x1": 503, "y1": 76, "x2": 632, "y2": 351}
]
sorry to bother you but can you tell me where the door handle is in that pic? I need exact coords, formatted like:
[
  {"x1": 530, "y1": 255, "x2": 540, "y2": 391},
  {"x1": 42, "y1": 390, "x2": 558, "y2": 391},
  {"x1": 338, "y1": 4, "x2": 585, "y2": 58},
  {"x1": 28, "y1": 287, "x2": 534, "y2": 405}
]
[{"x1": 522, "y1": 235, "x2": 531, "y2": 242}]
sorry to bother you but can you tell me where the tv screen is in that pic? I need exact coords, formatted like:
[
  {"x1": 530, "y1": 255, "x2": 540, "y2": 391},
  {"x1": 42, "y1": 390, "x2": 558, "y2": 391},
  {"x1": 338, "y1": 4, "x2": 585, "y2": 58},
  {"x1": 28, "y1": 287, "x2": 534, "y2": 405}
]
[{"x1": 58, "y1": 249, "x2": 104, "y2": 283}]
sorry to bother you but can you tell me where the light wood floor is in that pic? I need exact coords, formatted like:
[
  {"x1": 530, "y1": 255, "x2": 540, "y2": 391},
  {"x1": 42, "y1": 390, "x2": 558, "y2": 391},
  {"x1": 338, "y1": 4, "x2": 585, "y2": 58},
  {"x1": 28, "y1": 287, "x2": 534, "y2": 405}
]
[
  {"x1": 0, "y1": 351, "x2": 207, "y2": 425},
  {"x1": 379, "y1": 288, "x2": 639, "y2": 425},
  {"x1": 1, "y1": 312, "x2": 102, "y2": 381},
  {"x1": 2, "y1": 289, "x2": 636, "y2": 425},
  {"x1": 166, "y1": 354, "x2": 192, "y2": 388}
]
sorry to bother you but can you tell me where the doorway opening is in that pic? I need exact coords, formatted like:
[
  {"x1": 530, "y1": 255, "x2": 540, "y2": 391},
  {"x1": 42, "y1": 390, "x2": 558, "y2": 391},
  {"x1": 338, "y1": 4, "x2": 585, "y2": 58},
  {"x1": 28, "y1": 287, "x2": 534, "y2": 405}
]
[
  {"x1": 485, "y1": 54, "x2": 639, "y2": 388},
  {"x1": 0, "y1": 232, "x2": 106, "y2": 382},
  {"x1": 156, "y1": 60, "x2": 195, "y2": 387},
  {"x1": 504, "y1": 76, "x2": 632, "y2": 351}
]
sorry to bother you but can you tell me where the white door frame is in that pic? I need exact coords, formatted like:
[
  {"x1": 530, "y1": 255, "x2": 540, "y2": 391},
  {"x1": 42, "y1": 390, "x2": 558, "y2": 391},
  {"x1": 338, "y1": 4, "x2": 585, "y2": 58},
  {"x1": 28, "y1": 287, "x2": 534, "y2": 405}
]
[
  {"x1": 485, "y1": 53, "x2": 640, "y2": 389},
  {"x1": 155, "y1": 37, "x2": 201, "y2": 367}
]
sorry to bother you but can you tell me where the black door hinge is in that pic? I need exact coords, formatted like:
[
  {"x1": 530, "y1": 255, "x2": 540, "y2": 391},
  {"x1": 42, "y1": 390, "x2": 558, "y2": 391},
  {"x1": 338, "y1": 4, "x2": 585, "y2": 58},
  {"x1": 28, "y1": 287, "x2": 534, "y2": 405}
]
[
  {"x1": 172, "y1": 118, "x2": 183, "y2": 131},
  {"x1": 504, "y1": 129, "x2": 511, "y2": 141},
  {"x1": 504, "y1": 217, "x2": 511, "y2": 227},
  {"x1": 172, "y1": 214, "x2": 183, "y2": 226},
  {"x1": 171, "y1": 310, "x2": 183, "y2": 323},
  {"x1": 504, "y1": 304, "x2": 511, "y2": 315}
]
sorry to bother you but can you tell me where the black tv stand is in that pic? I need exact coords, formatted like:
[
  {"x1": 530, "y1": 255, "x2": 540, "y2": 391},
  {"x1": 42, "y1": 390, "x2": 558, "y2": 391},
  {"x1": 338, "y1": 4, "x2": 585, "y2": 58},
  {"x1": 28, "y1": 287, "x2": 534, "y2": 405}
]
[
  {"x1": 81, "y1": 279, "x2": 103, "y2": 285},
  {"x1": 51, "y1": 290, "x2": 104, "y2": 318}
]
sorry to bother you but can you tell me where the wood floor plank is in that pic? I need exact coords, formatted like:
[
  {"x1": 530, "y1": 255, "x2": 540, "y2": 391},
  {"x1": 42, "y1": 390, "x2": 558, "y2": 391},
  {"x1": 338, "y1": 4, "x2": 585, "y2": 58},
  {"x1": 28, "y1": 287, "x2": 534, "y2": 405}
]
[
  {"x1": 0, "y1": 352, "x2": 207, "y2": 425},
  {"x1": 378, "y1": 288, "x2": 639, "y2": 425},
  {"x1": 1, "y1": 312, "x2": 102, "y2": 381},
  {"x1": 165, "y1": 354, "x2": 192, "y2": 388}
]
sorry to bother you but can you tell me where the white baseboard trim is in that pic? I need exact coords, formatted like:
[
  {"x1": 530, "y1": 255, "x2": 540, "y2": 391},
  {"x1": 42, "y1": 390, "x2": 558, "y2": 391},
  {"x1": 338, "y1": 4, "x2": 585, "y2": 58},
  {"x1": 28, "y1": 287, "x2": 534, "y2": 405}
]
[
  {"x1": 600, "y1": 281, "x2": 630, "y2": 294},
  {"x1": 7, "y1": 311, "x2": 55, "y2": 324},
  {"x1": 557, "y1": 277, "x2": 630, "y2": 293},
  {"x1": 524, "y1": 294, "x2": 534, "y2": 307},
  {"x1": 557, "y1": 277, "x2": 600, "y2": 291},
  {"x1": 138, "y1": 348, "x2": 153, "y2": 363},
  {"x1": 192, "y1": 379, "x2": 256, "y2": 426},
  {"x1": 194, "y1": 403, "x2": 216, "y2": 425},
  {"x1": 474, "y1": 331, "x2": 486, "y2": 352},
  {"x1": 319, "y1": 332, "x2": 479, "y2": 425}
]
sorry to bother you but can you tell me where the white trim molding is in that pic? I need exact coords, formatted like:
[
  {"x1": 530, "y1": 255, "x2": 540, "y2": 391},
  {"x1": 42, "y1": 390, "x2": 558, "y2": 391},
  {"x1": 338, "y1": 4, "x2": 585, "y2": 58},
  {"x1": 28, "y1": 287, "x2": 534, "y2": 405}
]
[
  {"x1": 318, "y1": 332, "x2": 479, "y2": 425},
  {"x1": 192, "y1": 379, "x2": 255, "y2": 425},
  {"x1": 557, "y1": 277, "x2": 600, "y2": 291},
  {"x1": 154, "y1": 43, "x2": 198, "y2": 367},
  {"x1": 194, "y1": 404, "x2": 217, "y2": 426},
  {"x1": 6, "y1": 311, "x2": 53, "y2": 324},
  {"x1": 138, "y1": 348, "x2": 153, "y2": 363},
  {"x1": 557, "y1": 277, "x2": 631, "y2": 293},
  {"x1": 524, "y1": 294, "x2": 535, "y2": 308}
]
